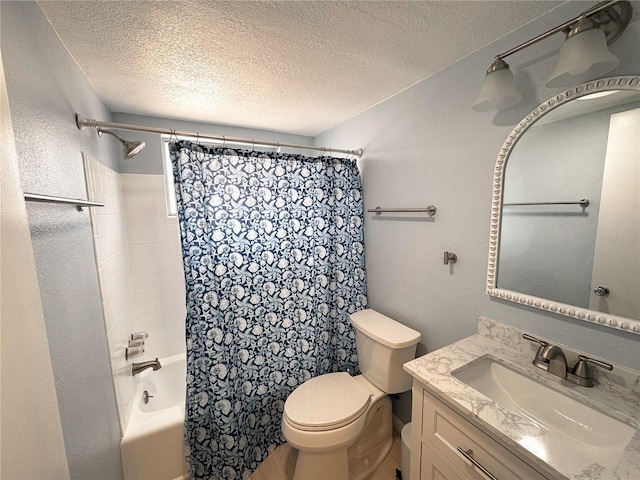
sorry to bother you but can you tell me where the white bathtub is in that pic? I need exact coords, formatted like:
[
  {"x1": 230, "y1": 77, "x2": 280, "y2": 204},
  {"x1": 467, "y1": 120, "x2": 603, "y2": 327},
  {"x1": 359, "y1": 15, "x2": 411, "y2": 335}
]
[{"x1": 121, "y1": 353, "x2": 188, "y2": 480}]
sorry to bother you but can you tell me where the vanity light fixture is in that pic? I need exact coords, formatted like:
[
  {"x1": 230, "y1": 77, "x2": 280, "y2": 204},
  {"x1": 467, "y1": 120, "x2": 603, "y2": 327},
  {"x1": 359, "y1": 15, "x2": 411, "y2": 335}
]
[
  {"x1": 546, "y1": 17, "x2": 620, "y2": 88},
  {"x1": 472, "y1": 58, "x2": 522, "y2": 112},
  {"x1": 472, "y1": 0, "x2": 632, "y2": 112}
]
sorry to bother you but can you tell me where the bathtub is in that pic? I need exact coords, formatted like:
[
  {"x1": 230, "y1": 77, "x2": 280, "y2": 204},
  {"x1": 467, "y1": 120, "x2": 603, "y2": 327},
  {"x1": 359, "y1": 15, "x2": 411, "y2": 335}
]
[{"x1": 121, "y1": 353, "x2": 188, "y2": 480}]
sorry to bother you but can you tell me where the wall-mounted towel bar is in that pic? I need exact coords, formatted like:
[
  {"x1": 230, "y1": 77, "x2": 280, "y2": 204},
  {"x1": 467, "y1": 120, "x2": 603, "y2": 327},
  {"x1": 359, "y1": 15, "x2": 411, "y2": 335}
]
[
  {"x1": 368, "y1": 206, "x2": 437, "y2": 216},
  {"x1": 24, "y1": 192, "x2": 105, "y2": 211},
  {"x1": 503, "y1": 199, "x2": 589, "y2": 207}
]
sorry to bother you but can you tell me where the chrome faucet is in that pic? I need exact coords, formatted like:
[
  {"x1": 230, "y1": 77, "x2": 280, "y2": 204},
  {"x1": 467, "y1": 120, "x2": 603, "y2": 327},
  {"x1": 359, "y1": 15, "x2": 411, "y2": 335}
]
[
  {"x1": 523, "y1": 334, "x2": 613, "y2": 387},
  {"x1": 539, "y1": 344, "x2": 568, "y2": 378},
  {"x1": 132, "y1": 358, "x2": 161, "y2": 376}
]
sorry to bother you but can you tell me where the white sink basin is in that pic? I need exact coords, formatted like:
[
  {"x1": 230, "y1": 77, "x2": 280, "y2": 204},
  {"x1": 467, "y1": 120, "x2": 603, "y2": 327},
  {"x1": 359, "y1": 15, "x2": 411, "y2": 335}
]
[{"x1": 451, "y1": 355, "x2": 636, "y2": 469}]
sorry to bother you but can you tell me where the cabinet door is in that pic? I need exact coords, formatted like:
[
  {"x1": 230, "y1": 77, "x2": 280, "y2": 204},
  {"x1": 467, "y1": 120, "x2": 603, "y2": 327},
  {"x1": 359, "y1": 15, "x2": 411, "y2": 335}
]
[{"x1": 421, "y1": 443, "x2": 467, "y2": 480}]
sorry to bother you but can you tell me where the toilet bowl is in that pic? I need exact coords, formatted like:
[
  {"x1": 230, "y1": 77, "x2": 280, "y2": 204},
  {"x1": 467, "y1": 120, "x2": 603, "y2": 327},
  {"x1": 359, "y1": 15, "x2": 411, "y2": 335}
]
[{"x1": 282, "y1": 309, "x2": 421, "y2": 480}]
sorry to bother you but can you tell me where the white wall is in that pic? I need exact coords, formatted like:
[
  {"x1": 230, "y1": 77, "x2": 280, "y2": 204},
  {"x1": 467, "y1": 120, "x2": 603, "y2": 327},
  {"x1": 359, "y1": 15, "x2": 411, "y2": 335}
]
[
  {"x1": 590, "y1": 107, "x2": 640, "y2": 319},
  {"x1": 315, "y1": 1, "x2": 640, "y2": 420}
]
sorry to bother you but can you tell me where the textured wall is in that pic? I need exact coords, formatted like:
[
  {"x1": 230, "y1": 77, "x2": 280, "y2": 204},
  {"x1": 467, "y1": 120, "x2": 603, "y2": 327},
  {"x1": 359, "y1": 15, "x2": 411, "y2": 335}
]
[
  {"x1": 315, "y1": 2, "x2": 640, "y2": 421},
  {"x1": 1, "y1": 2, "x2": 123, "y2": 478},
  {"x1": 0, "y1": 50, "x2": 70, "y2": 480}
]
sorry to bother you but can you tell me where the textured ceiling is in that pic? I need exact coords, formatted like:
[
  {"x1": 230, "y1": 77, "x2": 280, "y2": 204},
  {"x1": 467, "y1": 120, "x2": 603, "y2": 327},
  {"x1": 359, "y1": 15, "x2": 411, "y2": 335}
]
[{"x1": 38, "y1": 1, "x2": 560, "y2": 136}]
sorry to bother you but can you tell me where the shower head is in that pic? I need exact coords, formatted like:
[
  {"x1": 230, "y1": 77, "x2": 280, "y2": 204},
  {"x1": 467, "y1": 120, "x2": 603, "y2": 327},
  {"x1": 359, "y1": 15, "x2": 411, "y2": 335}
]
[
  {"x1": 97, "y1": 128, "x2": 145, "y2": 159},
  {"x1": 121, "y1": 139, "x2": 146, "y2": 159}
]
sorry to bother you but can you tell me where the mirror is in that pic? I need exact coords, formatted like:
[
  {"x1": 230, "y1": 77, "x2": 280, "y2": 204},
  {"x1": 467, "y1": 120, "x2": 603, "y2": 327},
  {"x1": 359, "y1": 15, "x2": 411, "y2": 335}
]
[{"x1": 487, "y1": 76, "x2": 640, "y2": 335}]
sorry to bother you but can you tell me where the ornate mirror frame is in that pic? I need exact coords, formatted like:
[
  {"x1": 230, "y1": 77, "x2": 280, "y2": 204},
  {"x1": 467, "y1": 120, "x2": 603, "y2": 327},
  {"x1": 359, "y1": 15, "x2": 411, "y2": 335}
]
[{"x1": 487, "y1": 75, "x2": 640, "y2": 335}]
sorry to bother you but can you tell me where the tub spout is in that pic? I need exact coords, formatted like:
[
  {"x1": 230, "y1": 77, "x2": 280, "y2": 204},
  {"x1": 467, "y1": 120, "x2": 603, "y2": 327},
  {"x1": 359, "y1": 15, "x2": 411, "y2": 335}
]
[{"x1": 132, "y1": 358, "x2": 161, "y2": 376}]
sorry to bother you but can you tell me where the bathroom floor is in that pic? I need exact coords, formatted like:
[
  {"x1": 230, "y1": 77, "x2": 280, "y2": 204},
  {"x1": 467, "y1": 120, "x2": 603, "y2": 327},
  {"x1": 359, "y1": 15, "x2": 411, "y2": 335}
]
[{"x1": 250, "y1": 429, "x2": 402, "y2": 480}]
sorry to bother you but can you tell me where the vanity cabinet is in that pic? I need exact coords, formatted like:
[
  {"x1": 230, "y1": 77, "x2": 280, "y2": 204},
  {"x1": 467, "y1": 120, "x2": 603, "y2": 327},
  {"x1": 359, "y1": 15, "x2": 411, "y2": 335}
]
[{"x1": 411, "y1": 384, "x2": 548, "y2": 480}]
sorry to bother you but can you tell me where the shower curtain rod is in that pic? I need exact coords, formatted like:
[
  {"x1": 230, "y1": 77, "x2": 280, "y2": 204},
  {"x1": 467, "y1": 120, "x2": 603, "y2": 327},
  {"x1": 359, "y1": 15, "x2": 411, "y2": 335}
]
[{"x1": 75, "y1": 114, "x2": 363, "y2": 157}]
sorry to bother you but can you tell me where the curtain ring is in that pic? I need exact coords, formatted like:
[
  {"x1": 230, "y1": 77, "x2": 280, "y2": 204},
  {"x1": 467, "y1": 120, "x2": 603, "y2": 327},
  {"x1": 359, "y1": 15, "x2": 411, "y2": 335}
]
[
  {"x1": 169, "y1": 129, "x2": 178, "y2": 144},
  {"x1": 252, "y1": 139, "x2": 255, "y2": 151},
  {"x1": 194, "y1": 132, "x2": 202, "y2": 153},
  {"x1": 222, "y1": 135, "x2": 226, "y2": 150}
]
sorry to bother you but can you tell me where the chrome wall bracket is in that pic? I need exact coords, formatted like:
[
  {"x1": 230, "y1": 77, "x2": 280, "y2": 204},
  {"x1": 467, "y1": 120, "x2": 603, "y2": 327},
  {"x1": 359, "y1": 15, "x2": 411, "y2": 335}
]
[{"x1": 444, "y1": 251, "x2": 458, "y2": 265}]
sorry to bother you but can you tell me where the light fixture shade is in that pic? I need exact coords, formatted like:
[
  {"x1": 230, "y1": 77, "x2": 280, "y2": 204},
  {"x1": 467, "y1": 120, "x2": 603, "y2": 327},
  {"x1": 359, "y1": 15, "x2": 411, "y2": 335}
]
[
  {"x1": 546, "y1": 27, "x2": 619, "y2": 88},
  {"x1": 472, "y1": 66, "x2": 523, "y2": 112}
]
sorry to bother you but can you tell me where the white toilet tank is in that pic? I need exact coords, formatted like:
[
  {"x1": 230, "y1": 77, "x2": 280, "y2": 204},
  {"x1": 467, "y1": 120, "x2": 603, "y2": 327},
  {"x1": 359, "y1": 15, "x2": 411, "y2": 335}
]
[{"x1": 350, "y1": 309, "x2": 421, "y2": 394}]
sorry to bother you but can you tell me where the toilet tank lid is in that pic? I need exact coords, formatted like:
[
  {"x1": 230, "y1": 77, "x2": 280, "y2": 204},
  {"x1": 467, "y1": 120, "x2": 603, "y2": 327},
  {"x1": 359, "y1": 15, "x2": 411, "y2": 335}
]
[{"x1": 350, "y1": 309, "x2": 421, "y2": 349}]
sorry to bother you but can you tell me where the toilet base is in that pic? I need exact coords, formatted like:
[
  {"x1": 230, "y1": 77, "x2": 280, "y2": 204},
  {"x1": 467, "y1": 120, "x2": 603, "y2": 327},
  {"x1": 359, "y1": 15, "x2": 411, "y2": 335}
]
[
  {"x1": 289, "y1": 395, "x2": 393, "y2": 480},
  {"x1": 348, "y1": 395, "x2": 393, "y2": 480},
  {"x1": 293, "y1": 448, "x2": 349, "y2": 480}
]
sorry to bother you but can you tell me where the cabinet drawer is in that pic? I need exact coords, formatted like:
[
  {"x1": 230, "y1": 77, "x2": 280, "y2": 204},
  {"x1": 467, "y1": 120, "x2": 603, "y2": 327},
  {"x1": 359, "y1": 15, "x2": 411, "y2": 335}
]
[
  {"x1": 421, "y1": 442, "x2": 466, "y2": 480},
  {"x1": 421, "y1": 391, "x2": 547, "y2": 480}
]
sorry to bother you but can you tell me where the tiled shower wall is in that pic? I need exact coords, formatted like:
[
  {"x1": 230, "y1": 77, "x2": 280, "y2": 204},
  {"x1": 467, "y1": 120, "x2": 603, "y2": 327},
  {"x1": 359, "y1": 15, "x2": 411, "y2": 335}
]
[
  {"x1": 85, "y1": 157, "x2": 137, "y2": 433},
  {"x1": 120, "y1": 174, "x2": 186, "y2": 358},
  {"x1": 86, "y1": 158, "x2": 185, "y2": 433}
]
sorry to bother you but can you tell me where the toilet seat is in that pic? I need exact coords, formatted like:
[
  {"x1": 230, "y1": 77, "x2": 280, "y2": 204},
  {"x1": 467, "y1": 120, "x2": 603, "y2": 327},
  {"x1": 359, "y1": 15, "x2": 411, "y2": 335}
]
[{"x1": 284, "y1": 373, "x2": 372, "y2": 432}]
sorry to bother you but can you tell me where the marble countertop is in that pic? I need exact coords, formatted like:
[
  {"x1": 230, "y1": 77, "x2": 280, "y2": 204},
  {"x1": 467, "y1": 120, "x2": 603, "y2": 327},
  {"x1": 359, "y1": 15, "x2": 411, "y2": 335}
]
[{"x1": 403, "y1": 317, "x2": 640, "y2": 480}]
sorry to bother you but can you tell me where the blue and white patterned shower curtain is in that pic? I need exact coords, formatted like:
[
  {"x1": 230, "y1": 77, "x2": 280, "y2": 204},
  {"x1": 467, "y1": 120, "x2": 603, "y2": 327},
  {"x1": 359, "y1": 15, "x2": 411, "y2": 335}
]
[{"x1": 169, "y1": 141, "x2": 367, "y2": 480}]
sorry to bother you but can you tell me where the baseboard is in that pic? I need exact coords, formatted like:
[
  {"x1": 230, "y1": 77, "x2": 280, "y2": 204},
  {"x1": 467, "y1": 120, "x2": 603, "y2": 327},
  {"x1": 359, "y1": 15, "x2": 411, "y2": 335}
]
[{"x1": 393, "y1": 414, "x2": 405, "y2": 434}]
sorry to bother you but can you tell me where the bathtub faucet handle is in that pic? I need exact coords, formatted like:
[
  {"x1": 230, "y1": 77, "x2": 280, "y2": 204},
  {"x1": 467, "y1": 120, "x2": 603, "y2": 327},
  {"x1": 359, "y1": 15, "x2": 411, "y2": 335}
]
[
  {"x1": 129, "y1": 338, "x2": 145, "y2": 348},
  {"x1": 125, "y1": 345, "x2": 145, "y2": 360},
  {"x1": 131, "y1": 331, "x2": 148, "y2": 341}
]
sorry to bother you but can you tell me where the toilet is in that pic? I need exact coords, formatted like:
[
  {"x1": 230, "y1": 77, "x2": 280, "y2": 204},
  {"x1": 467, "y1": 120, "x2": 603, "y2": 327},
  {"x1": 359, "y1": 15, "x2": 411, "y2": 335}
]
[{"x1": 282, "y1": 309, "x2": 421, "y2": 480}]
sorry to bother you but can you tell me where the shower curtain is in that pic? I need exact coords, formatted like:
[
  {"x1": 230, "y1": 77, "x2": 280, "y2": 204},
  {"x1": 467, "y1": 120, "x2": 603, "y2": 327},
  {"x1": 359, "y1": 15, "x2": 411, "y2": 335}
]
[{"x1": 169, "y1": 141, "x2": 367, "y2": 480}]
